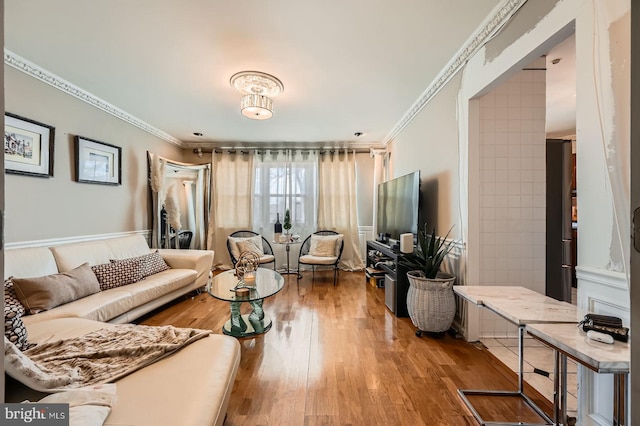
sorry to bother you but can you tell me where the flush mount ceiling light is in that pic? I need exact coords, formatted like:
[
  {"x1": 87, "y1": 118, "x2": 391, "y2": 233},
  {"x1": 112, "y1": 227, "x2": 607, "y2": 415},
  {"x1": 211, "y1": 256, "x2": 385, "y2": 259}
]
[{"x1": 230, "y1": 71, "x2": 284, "y2": 120}]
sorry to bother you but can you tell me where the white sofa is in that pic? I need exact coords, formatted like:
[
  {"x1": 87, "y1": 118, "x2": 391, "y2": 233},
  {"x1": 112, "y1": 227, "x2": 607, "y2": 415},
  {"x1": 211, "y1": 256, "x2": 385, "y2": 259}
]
[{"x1": 4, "y1": 235, "x2": 241, "y2": 426}]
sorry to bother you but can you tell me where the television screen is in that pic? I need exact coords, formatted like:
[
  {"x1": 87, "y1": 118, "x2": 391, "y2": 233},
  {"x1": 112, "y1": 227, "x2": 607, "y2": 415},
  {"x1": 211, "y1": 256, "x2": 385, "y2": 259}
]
[{"x1": 376, "y1": 171, "x2": 420, "y2": 243}]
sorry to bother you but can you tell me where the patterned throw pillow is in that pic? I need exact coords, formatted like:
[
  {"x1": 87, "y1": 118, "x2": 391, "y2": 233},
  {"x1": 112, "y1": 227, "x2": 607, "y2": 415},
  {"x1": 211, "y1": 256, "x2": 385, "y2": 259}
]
[
  {"x1": 4, "y1": 278, "x2": 31, "y2": 351},
  {"x1": 110, "y1": 250, "x2": 170, "y2": 278},
  {"x1": 92, "y1": 258, "x2": 144, "y2": 291}
]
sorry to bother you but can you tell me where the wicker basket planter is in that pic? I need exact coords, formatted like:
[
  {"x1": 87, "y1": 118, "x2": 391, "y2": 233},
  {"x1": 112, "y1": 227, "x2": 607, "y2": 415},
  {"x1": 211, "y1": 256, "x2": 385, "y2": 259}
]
[{"x1": 406, "y1": 271, "x2": 456, "y2": 335}]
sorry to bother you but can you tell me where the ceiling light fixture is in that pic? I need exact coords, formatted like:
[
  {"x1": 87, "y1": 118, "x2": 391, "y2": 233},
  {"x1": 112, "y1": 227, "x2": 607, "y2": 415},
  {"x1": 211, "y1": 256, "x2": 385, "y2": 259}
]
[{"x1": 230, "y1": 71, "x2": 284, "y2": 120}]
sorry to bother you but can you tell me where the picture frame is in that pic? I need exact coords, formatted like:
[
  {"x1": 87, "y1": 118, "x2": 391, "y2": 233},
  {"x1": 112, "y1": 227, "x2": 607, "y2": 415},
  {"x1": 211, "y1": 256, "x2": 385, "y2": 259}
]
[
  {"x1": 74, "y1": 135, "x2": 121, "y2": 185},
  {"x1": 4, "y1": 112, "x2": 55, "y2": 178}
]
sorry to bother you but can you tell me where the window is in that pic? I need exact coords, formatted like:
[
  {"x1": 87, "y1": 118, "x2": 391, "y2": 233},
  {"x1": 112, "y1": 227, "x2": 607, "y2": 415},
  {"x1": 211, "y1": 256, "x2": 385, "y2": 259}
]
[{"x1": 252, "y1": 150, "x2": 318, "y2": 241}]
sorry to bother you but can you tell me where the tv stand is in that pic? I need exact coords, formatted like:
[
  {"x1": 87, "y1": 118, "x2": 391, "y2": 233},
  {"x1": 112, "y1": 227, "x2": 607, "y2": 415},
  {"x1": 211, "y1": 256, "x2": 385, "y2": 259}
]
[{"x1": 366, "y1": 240, "x2": 409, "y2": 317}]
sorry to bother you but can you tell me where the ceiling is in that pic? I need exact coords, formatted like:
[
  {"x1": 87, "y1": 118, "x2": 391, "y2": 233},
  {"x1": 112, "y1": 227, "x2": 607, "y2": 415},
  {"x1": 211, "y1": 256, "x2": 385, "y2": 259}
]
[{"x1": 4, "y1": 1, "x2": 575, "y2": 150}]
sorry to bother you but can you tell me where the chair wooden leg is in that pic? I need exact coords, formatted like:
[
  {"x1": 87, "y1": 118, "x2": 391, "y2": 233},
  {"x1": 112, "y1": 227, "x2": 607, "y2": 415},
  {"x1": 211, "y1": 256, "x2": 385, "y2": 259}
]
[
  {"x1": 333, "y1": 267, "x2": 337, "y2": 286},
  {"x1": 312, "y1": 266, "x2": 315, "y2": 283}
]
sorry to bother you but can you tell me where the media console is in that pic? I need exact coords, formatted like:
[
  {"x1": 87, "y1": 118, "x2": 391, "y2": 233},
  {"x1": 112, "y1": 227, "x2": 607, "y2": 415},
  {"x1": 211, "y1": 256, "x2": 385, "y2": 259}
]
[{"x1": 365, "y1": 240, "x2": 410, "y2": 317}]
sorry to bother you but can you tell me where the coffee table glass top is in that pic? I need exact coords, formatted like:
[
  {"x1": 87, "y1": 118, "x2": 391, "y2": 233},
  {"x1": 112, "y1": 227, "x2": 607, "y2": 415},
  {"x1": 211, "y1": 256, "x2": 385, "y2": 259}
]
[{"x1": 208, "y1": 268, "x2": 285, "y2": 302}]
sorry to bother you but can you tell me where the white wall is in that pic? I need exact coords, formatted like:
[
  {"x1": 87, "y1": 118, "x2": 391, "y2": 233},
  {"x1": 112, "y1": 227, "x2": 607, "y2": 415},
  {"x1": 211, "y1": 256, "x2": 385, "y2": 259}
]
[
  {"x1": 390, "y1": 0, "x2": 631, "y2": 423},
  {"x1": 389, "y1": 72, "x2": 463, "y2": 240},
  {"x1": 5, "y1": 66, "x2": 185, "y2": 244}
]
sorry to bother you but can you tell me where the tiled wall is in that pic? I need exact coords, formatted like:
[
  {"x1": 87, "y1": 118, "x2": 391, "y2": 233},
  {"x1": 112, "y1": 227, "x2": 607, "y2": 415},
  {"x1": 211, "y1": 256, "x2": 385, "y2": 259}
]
[{"x1": 478, "y1": 61, "x2": 547, "y2": 337}]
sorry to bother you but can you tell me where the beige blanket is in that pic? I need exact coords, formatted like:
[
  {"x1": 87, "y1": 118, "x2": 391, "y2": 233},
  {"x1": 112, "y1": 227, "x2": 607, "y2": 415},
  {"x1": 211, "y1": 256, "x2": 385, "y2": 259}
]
[{"x1": 4, "y1": 324, "x2": 211, "y2": 392}]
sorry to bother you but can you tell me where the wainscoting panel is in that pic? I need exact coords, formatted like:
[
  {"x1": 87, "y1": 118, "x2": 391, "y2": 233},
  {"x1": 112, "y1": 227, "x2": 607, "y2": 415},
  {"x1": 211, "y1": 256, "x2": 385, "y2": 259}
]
[
  {"x1": 358, "y1": 226, "x2": 374, "y2": 267},
  {"x1": 575, "y1": 266, "x2": 630, "y2": 426},
  {"x1": 5, "y1": 230, "x2": 152, "y2": 250}
]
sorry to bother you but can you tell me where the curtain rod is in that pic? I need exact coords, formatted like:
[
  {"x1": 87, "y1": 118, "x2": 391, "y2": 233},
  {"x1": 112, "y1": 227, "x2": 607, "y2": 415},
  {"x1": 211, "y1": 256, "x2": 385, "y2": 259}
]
[{"x1": 193, "y1": 147, "x2": 371, "y2": 155}]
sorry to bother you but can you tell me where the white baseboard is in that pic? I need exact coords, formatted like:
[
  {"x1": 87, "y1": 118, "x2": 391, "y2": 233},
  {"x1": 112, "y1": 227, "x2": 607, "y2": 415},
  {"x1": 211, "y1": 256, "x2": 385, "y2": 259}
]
[{"x1": 5, "y1": 230, "x2": 152, "y2": 250}]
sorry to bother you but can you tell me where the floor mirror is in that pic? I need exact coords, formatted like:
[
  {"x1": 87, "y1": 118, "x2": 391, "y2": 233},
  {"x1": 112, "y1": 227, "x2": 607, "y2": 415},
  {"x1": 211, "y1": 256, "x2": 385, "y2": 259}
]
[{"x1": 148, "y1": 152, "x2": 210, "y2": 249}]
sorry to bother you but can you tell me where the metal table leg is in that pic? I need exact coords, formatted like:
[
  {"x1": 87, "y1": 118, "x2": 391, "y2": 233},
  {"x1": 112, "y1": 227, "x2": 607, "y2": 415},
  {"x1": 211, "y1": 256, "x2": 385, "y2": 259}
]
[{"x1": 457, "y1": 325, "x2": 553, "y2": 425}]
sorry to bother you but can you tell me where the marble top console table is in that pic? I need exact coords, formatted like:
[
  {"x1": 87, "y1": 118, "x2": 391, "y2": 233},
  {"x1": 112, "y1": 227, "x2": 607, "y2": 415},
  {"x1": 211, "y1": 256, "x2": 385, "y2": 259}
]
[
  {"x1": 526, "y1": 323, "x2": 629, "y2": 426},
  {"x1": 453, "y1": 285, "x2": 581, "y2": 426}
]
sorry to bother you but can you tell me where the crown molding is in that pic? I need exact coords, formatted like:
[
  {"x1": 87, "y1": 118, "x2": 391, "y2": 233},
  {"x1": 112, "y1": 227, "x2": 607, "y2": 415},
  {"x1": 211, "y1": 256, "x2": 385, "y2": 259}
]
[
  {"x1": 4, "y1": 49, "x2": 182, "y2": 147},
  {"x1": 383, "y1": 0, "x2": 528, "y2": 146}
]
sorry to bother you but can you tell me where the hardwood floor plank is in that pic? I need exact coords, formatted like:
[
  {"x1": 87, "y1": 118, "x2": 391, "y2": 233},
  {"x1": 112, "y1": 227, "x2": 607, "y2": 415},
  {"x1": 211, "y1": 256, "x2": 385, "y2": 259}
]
[{"x1": 139, "y1": 271, "x2": 553, "y2": 425}]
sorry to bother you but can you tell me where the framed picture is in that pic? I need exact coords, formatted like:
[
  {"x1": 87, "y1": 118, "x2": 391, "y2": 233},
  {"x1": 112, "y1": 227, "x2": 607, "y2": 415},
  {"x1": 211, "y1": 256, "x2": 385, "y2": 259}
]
[
  {"x1": 74, "y1": 136, "x2": 121, "y2": 185},
  {"x1": 4, "y1": 113, "x2": 55, "y2": 177}
]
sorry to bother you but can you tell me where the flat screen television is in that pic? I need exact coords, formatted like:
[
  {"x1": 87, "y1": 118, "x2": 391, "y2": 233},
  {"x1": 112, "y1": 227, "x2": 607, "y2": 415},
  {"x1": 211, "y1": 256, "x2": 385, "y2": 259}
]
[{"x1": 376, "y1": 171, "x2": 420, "y2": 244}]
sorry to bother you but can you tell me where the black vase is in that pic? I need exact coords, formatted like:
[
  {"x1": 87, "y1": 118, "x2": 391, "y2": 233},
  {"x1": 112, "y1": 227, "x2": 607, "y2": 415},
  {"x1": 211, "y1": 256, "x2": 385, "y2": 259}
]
[{"x1": 274, "y1": 213, "x2": 283, "y2": 234}]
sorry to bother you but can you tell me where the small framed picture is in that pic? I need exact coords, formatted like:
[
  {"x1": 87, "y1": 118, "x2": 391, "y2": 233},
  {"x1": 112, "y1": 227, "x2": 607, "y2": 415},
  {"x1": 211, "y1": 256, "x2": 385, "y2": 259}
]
[
  {"x1": 4, "y1": 113, "x2": 55, "y2": 178},
  {"x1": 74, "y1": 135, "x2": 121, "y2": 185}
]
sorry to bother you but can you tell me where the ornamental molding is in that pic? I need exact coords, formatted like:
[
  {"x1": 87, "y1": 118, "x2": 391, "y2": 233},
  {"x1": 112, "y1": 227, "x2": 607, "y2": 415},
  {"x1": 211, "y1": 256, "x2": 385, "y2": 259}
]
[
  {"x1": 4, "y1": 49, "x2": 182, "y2": 147},
  {"x1": 382, "y1": 0, "x2": 528, "y2": 146}
]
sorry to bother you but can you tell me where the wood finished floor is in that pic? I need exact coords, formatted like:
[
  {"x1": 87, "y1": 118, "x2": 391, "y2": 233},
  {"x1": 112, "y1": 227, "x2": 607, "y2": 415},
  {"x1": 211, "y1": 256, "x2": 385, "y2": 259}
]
[{"x1": 140, "y1": 271, "x2": 553, "y2": 425}]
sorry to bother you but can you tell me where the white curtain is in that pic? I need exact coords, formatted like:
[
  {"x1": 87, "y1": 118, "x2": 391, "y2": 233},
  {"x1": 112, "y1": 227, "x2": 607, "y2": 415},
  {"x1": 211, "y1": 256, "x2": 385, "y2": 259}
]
[
  {"x1": 253, "y1": 150, "x2": 317, "y2": 269},
  {"x1": 207, "y1": 151, "x2": 254, "y2": 269},
  {"x1": 318, "y1": 149, "x2": 364, "y2": 271}
]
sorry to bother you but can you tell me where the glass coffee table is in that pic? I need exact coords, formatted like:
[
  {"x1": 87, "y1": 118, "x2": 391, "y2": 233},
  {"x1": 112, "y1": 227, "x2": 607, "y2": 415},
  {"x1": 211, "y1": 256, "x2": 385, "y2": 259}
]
[{"x1": 207, "y1": 268, "x2": 285, "y2": 337}]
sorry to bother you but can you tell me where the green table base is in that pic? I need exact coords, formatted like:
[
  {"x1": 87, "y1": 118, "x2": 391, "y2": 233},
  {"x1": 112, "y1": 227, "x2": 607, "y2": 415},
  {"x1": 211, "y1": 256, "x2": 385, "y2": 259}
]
[
  {"x1": 223, "y1": 299, "x2": 271, "y2": 337},
  {"x1": 223, "y1": 313, "x2": 272, "y2": 337}
]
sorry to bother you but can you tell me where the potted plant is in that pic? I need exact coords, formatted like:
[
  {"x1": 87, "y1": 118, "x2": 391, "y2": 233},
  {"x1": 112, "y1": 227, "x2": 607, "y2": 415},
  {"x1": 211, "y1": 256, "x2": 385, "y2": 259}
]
[
  {"x1": 399, "y1": 223, "x2": 457, "y2": 337},
  {"x1": 283, "y1": 209, "x2": 292, "y2": 236}
]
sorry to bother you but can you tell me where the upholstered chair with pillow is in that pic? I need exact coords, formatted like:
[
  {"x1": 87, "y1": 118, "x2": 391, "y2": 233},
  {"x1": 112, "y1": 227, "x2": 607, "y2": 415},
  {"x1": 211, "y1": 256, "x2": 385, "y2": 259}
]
[
  {"x1": 226, "y1": 230, "x2": 276, "y2": 270},
  {"x1": 297, "y1": 230, "x2": 344, "y2": 285}
]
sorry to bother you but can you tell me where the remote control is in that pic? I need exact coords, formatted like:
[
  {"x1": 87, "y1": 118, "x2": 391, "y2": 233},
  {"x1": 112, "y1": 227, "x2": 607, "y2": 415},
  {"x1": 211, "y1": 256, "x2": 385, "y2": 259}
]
[{"x1": 586, "y1": 330, "x2": 614, "y2": 344}]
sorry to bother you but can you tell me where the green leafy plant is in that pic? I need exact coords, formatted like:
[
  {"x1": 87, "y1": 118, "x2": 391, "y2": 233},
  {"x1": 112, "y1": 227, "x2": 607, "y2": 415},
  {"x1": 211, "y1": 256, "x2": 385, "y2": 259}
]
[
  {"x1": 283, "y1": 209, "x2": 292, "y2": 232},
  {"x1": 399, "y1": 223, "x2": 457, "y2": 279}
]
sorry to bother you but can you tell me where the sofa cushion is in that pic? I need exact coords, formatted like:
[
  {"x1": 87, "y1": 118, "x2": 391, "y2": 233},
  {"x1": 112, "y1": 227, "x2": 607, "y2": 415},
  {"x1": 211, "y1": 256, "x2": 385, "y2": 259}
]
[
  {"x1": 104, "y1": 235, "x2": 153, "y2": 259},
  {"x1": 299, "y1": 254, "x2": 339, "y2": 265},
  {"x1": 110, "y1": 250, "x2": 170, "y2": 278},
  {"x1": 92, "y1": 259, "x2": 145, "y2": 291},
  {"x1": 21, "y1": 288, "x2": 136, "y2": 327},
  {"x1": 12, "y1": 263, "x2": 101, "y2": 315},
  {"x1": 4, "y1": 247, "x2": 59, "y2": 281},
  {"x1": 126, "y1": 270, "x2": 197, "y2": 307},
  {"x1": 4, "y1": 279, "x2": 30, "y2": 351},
  {"x1": 17, "y1": 318, "x2": 241, "y2": 426}
]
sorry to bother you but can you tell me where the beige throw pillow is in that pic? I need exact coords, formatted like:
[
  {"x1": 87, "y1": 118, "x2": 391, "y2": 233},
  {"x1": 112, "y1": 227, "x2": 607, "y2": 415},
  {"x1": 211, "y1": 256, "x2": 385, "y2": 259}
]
[
  {"x1": 309, "y1": 234, "x2": 343, "y2": 257},
  {"x1": 11, "y1": 263, "x2": 101, "y2": 314},
  {"x1": 236, "y1": 239, "x2": 264, "y2": 256},
  {"x1": 228, "y1": 235, "x2": 264, "y2": 260}
]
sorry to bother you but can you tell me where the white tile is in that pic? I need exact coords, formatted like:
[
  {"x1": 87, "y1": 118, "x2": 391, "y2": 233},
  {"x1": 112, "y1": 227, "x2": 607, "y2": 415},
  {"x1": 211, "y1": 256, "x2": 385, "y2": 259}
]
[
  {"x1": 508, "y1": 195, "x2": 521, "y2": 208},
  {"x1": 495, "y1": 182, "x2": 508, "y2": 195},
  {"x1": 508, "y1": 94, "x2": 521, "y2": 107},
  {"x1": 495, "y1": 195, "x2": 508, "y2": 208},
  {"x1": 496, "y1": 119, "x2": 509, "y2": 132},
  {"x1": 495, "y1": 132, "x2": 510, "y2": 145},
  {"x1": 508, "y1": 107, "x2": 521, "y2": 120},
  {"x1": 508, "y1": 158, "x2": 521, "y2": 170},
  {"x1": 495, "y1": 170, "x2": 508, "y2": 182},
  {"x1": 482, "y1": 107, "x2": 496, "y2": 119},
  {"x1": 480, "y1": 338, "x2": 502, "y2": 348},
  {"x1": 508, "y1": 145, "x2": 521, "y2": 157},
  {"x1": 508, "y1": 120, "x2": 522, "y2": 132},
  {"x1": 482, "y1": 182, "x2": 496, "y2": 195},
  {"x1": 482, "y1": 157, "x2": 496, "y2": 170},
  {"x1": 495, "y1": 158, "x2": 509, "y2": 170},
  {"x1": 521, "y1": 106, "x2": 534, "y2": 119},
  {"x1": 488, "y1": 347, "x2": 522, "y2": 372},
  {"x1": 481, "y1": 119, "x2": 496, "y2": 132},
  {"x1": 495, "y1": 94, "x2": 508, "y2": 107},
  {"x1": 508, "y1": 182, "x2": 520, "y2": 194},
  {"x1": 482, "y1": 170, "x2": 496, "y2": 183},
  {"x1": 521, "y1": 195, "x2": 533, "y2": 208},
  {"x1": 482, "y1": 144, "x2": 496, "y2": 157},
  {"x1": 520, "y1": 119, "x2": 533, "y2": 132}
]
